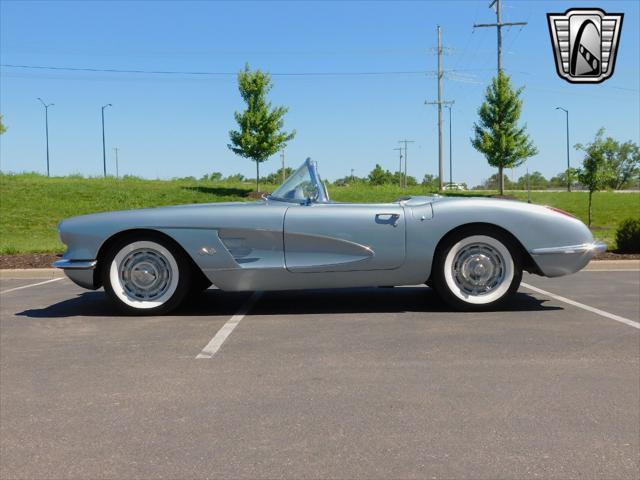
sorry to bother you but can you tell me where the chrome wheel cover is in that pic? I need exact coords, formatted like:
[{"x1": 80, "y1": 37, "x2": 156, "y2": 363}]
[
  {"x1": 451, "y1": 242, "x2": 505, "y2": 297},
  {"x1": 119, "y1": 248, "x2": 173, "y2": 301}
]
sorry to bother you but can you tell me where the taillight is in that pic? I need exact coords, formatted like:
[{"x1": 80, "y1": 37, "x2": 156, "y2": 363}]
[{"x1": 546, "y1": 206, "x2": 577, "y2": 219}]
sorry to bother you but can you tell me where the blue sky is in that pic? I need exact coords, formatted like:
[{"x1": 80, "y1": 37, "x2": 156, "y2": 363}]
[{"x1": 1, "y1": 0, "x2": 638, "y2": 186}]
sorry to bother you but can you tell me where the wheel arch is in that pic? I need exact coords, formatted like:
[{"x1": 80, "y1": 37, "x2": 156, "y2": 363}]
[
  {"x1": 93, "y1": 228, "x2": 209, "y2": 289},
  {"x1": 428, "y1": 222, "x2": 540, "y2": 283}
]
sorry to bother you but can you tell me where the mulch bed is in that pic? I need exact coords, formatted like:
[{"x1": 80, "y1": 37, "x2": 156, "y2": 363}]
[
  {"x1": 1, "y1": 251, "x2": 638, "y2": 270},
  {"x1": 594, "y1": 251, "x2": 640, "y2": 260},
  {"x1": 0, "y1": 253, "x2": 61, "y2": 269}
]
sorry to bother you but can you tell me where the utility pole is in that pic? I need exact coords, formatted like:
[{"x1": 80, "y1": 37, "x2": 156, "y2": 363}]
[
  {"x1": 393, "y1": 147, "x2": 404, "y2": 187},
  {"x1": 473, "y1": 0, "x2": 528, "y2": 74},
  {"x1": 445, "y1": 104, "x2": 453, "y2": 187},
  {"x1": 37, "y1": 98, "x2": 54, "y2": 177},
  {"x1": 113, "y1": 147, "x2": 119, "y2": 179},
  {"x1": 556, "y1": 107, "x2": 571, "y2": 192},
  {"x1": 350, "y1": 168, "x2": 355, "y2": 182},
  {"x1": 280, "y1": 149, "x2": 286, "y2": 183},
  {"x1": 101, "y1": 104, "x2": 112, "y2": 177},
  {"x1": 425, "y1": 26, "x2": 454, "y2": 191},
  {"x1": 398, "y1": 140, "x2": 414, "y2": 188}
]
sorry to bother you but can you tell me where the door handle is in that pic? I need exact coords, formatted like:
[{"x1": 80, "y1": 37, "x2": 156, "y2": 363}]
[{"x1": 375, "y1": 213, "x2": 400, "y2": 226}]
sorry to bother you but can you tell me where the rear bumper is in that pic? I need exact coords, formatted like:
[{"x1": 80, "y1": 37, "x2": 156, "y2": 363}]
[
  {"x1": 530, "y1": 241, "x2": 606, "y2": 277},
  {"x1": 52, "y1": 259, "x2": 99, "y2": 290}
]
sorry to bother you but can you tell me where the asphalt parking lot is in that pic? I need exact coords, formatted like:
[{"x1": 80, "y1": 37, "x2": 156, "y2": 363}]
[{"x1": 1, "y1": 265, "x2": 639, "y2": 479}]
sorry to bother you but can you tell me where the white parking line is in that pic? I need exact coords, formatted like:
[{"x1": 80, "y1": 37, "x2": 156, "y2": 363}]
[
  {"x1": 583, "y1": 269, "x2": 640, "y2": 272},
  {"x1": 0, "y1": 277, "x2": 64, "y2": 295},
  {"x1": 521, "y1": 282, "x2": 640, "y2": 330},
  {"x1": 196, "y1": 291, "x2": 263, "y2": 359}
]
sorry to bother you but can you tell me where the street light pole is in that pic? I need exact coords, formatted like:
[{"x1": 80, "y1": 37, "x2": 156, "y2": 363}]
[
  {"x1": 113, "y1": 147, "x2": 119, "y2": 178},
  {"x1": 101, "y1": 104, "x2": 112, "y2": 177},
  {"x1": 556, "y1": 107, "x2": 570, "y2": 192},
  {"x1": 37, "y1": 98, "x2": 54, "y2": 177},
  {"x1": 445, "y1": 104, "x2": 453, "y2": 186}
]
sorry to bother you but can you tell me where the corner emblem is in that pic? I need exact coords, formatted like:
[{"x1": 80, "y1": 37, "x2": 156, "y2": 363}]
[{"x1": 547, "y1": 8, "x2": 623, "y2": 84}]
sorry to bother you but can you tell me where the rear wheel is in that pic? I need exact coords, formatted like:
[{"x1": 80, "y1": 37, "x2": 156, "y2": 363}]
[
  {"x1": 102, "y1": 236, "x2": 192, "y2": 315},
  {"x1": 432, "y1": 229, "x2": 522, "y2": 311}
]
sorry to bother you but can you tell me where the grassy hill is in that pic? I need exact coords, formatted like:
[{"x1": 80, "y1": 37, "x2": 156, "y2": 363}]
[{"x1": 1, "y1": 173, "x2": 638, "y2": 254}]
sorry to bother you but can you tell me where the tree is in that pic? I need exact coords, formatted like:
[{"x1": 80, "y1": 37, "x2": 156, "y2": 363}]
[
  {"x1": 549, "y1": 169, "x2": 578, "y2": 189},
  {"x1": 0, "y1": 115, "x2": 6, "y2": 135},
  {"x1": 228, "y1": 65, "x2": 296, "y2": 192},
  {"x1": 333, "y1": 175, "x2": 365, "y2": 186},
  {"x1": 516, "y1": 171, "x2": 548, "y2": 190},
  {"x1": 607, "y1": 139, "x2": 639, "y2": 190},
  {"x1": 225, "y1": 173, "x2": 246, "y2": 182},
  {"x1": 575, "y1": 129, "x2": 616, "y2": 227},
  {"x1": 404, "y1": 174, "x2": 418, "y2": 187},
  {"x1": 368, "y1": 164, "x2": 395, "y2": 185},
  {"x1": 263, "y1": 167, "x2": 294, "y2": 184},
  {"x1": 421, "y1": 174, "x2": 440, "y2": 191},
  {"x1": 471, "y1": 72, "x2": 538, "y2": 195},
  {"x1": 201, "y1": 172, "x2": 223, "y2": 182},
  {"x1": 480, "y1": 172, "x2": 516, "y2": 191}
]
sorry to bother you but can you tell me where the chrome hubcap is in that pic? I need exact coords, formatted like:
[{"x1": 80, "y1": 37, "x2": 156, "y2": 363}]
[
  {"x1": 452, "y1": 243, "x2": 505, "y2": 296},
  {"x1": 120, "y1": 249, "x2": 172, "y2": 300}
]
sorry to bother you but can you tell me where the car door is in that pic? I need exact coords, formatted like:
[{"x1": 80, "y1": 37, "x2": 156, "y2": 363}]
[{"x1": 284, "y1": 203, "x2": 406, "y2": 272}]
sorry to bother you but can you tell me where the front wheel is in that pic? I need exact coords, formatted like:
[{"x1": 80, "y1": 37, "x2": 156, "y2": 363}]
[
  {"x1": 432, "y1": 230, "x2": 522, "y2": 311},
  {"x1": 102, "y1": 236, "x2": 192, "y2": 315}
]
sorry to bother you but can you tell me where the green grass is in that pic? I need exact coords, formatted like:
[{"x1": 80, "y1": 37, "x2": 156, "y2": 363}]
[
  {"x1": 1, "y1": 173, "x2": 638, "y2": 254},
  {"x1": 0, "y1": 173, "x2": 279, "y2": 254}
]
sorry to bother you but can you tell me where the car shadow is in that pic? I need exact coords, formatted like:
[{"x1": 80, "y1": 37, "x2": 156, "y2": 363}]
[{"x1": 17, "y1": 287, "x2": 560, "y2": 318}]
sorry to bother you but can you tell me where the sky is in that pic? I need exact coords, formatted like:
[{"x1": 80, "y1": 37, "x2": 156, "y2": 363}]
[{"x1": 1, "y1": 0, "x2": 638, "y2": 187}]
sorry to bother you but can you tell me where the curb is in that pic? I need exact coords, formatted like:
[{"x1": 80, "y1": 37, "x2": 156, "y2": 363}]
[
  {"x1": 583, "y1": 260, "x2": 640, "y2": 271},
  {"x1": 1, "y1": 259, "x2": 638, "y2": 280},
  {"x1": 0, "y1": 269, "x2": 66, "y2": 280}
]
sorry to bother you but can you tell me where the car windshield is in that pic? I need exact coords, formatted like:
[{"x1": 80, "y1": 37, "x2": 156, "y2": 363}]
[{"x1": 269, "y1": 158, "x2": 328, "y2": 203}]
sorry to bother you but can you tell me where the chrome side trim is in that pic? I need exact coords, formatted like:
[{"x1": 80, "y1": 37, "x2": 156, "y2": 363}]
[
  {"x1": 52, "y1": 259, "x2": 97, "y2": 270},
  {"x1": 530, "y1": 242, "x2": 607, "y2": 255}
]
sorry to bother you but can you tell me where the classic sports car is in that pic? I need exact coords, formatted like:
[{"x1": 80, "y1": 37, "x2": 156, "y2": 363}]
[{"x1": 54, "y1": 159, "x2": 605, "y2": 314}]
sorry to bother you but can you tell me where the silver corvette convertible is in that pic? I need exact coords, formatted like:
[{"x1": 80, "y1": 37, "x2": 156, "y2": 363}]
[{"x1": 54, "y1": 159, "x2": 605, "y2": 314}]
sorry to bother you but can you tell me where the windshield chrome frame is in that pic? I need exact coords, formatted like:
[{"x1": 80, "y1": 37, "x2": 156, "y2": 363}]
[
  {"x1": 267, "y1": 157, "x2": 328, "y2": 204},
  {"x1": 308, "y1": 159, "x2": 328, "y2": 203}
]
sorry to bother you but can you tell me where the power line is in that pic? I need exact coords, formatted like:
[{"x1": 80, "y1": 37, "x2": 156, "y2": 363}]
[{"x1": 0, "y1": 64, "x2": 438, "y2": 77}]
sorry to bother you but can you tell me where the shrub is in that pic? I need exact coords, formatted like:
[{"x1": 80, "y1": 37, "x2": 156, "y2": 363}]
[{"x1": 615, "y1": 217, "x2": 640, "y2": 253}]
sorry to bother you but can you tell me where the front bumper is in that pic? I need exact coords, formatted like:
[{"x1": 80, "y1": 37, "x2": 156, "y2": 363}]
[
  {"x1": 530, "y1": 241, "x2": 606, "y2": 277},
  {"x1": 52, "y1": 259, "x2": 99, "y2": 290}
]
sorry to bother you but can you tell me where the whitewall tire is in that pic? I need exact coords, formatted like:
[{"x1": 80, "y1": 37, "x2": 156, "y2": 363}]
[
  {"x1": 432, "y1": 229, "x2": 522, "y2": 311},
  {"x1": 102, "y1": 236, "x2": 191, "y2": 314}
]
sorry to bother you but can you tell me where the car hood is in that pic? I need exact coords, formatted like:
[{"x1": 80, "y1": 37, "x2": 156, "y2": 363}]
[{"x1": 58, "y1": 200, "x2": 267, "y2": 231}]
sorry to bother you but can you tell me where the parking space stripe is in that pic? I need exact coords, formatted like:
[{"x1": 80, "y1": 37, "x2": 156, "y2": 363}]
[
  {"x1": 196, "y1": 291, "x2": 263, "y2": 359},
  {"x1": 583, "y1": 269, "x2": 640, "y2": 272},
  {"x1": 0, "y1": 277, "x2": 63, "y2": 295},
  {"x1": 521, "y1": 282, "x2": 640, "y2": 330}
]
